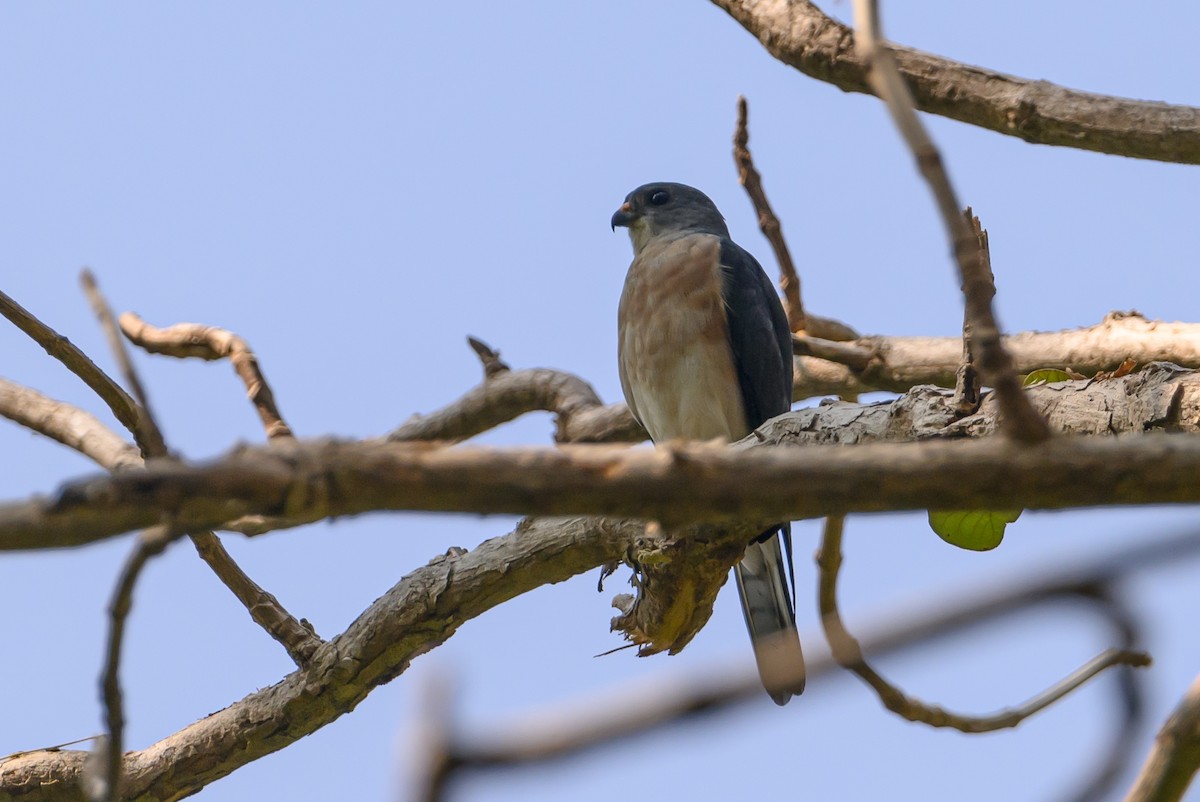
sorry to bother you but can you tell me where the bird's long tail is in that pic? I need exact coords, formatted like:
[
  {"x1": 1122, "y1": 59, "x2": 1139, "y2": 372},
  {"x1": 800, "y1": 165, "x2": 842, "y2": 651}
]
[{"x1": 734, "y1": 524, "x2": 806, "y2": 705}]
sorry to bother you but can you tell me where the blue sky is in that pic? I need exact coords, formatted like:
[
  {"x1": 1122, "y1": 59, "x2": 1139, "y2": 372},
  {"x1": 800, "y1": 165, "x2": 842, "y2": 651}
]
[{"x1": 2, "y1": 3, "x2": 1198, "y2": 800}]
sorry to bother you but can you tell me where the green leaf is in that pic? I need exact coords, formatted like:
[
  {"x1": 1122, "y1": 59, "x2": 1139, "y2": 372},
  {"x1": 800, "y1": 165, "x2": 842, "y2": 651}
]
[
  {"x1": 1022, "y1": 368, "x2": 1073, "y2": 387},
  {"x1": 928, "y1": 509, "x2": 1022, "y2": 551}
]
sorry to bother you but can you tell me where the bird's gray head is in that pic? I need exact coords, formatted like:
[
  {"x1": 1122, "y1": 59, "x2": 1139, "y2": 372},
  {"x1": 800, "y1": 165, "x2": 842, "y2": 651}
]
[{"x1": 611, "y1": 182, "x2": 730, "y2": 253}]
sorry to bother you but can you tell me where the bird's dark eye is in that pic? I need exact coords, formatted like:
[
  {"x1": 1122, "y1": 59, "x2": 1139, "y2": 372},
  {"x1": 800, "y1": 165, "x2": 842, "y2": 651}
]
[{"x1": 648, "y1": 190, "x2": 670, "y2": 206}]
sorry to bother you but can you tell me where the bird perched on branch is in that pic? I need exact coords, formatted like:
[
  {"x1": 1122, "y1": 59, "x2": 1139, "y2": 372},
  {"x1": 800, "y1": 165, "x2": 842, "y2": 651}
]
[{"x1": 612, "y1": 181, "x2": 805, "y2": 704}]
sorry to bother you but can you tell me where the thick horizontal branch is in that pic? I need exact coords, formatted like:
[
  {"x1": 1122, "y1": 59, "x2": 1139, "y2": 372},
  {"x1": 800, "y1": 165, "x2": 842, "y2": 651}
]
[
  {"x1": 6, "y1": 423, "x2": 1200, "y2": 551},
  {"x1": 4, "y1": 362, "x2": 1196, "y2": 550},
  {"x1": 710, "y1": 0, "x2": 1200, "y2": 164}
]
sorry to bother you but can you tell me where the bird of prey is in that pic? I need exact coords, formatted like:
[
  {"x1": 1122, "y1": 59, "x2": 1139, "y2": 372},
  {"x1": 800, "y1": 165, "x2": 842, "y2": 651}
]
[{"x1": 612, "y1": 181, "x2": 806, "y2": 705}]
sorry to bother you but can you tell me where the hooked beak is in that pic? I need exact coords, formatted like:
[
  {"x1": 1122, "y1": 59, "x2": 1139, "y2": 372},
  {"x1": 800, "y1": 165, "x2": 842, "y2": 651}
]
[{"x1": 611, "y1": 201, "x2": 637, "y2": 231}]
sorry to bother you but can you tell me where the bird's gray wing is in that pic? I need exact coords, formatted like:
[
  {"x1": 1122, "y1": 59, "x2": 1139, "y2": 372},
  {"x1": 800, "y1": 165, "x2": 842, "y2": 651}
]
[
  {"x1": 718, "y1": 238, "x2": 793, "y2": 429},
  {"x1": 719, "y1": 237, "x2": 806, "y2": 704}
]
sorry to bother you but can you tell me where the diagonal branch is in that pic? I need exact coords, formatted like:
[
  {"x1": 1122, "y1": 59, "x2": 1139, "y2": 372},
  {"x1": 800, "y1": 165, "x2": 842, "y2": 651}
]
[
  {"x1": 851, "y1": 0, "x2": 1049, "y2": 444},
  {"x1": 816, "y1": 516, "x2": 1149, "y2": 732},
  {"x1": 733, "y1": 95, "x2": 805, "y2": 333},
  {"x1": 0, "y1": 378, "x2": 142, "y2": 471},
  {"x1": 0, "y1": 289, "x2": 158, "y2": 457},
  {"x1": 79, "y1": 271, "x2": 168, "y2": 455},
  {"x1": 710, "y1": 0, "x2": 1200, "y2": 164},
  {"x1": 1, "y1": 291, "x2": 321, "y2": 665},
  {"x1": 732, "y1": 97, "x2": 860, "y2": 342},
  {"x1": 0, "y1": 516, "x2": 638, "y2": 802},
  {"x1": 1124, "y1": 673, "x2": 1200, "y2": 802},
  {"x1": 75, "y1": 274, "x2": 321, "y2": 796}
]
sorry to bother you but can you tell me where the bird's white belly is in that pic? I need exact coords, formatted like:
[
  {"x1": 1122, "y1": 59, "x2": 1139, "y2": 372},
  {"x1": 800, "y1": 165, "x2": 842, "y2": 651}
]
[
  {"x1": 632, "y1": 347, "x2": 748, "y2": 442},
  {"x1": 618, "y1": 233, "x2": 748, "y2": 444}
]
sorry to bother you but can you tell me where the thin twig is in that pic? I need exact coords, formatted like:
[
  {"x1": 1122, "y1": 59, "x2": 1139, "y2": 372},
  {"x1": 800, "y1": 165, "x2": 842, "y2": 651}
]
[
  {"x1": 0, "y1": 288, "x2": 156, "y2": 456},
  {"x1": 792, "y1": 335, "x2": 874, "y2": 371},
  {"x1": 389, "y1": 339, "x2": 642, "y2": 444},
  {"x1": 951, "y1": 208, "x2": 984, "y2": 415},
  {"x1": 187, "y1": 534, "x2": 322, "y2": 665},
  {"x1": 80, "y1": 270, "x2": 168, "y2": 453},
  {"x1": 0, "y1": 734, "x2": 103, "y2": 763},
  {"x1": 94, "y1": 525, "x2": 173, "y2": 802},
  {"x1": 467, "y1": 335, "x2": 511, "y2": 378},
  {"x1": 816, "y1": 515, "x2": 1149, "y2": 733},
  {"x1": 850, "y1": 0, "x2": 1049, "y2": 443},
  {"x1": 733, "y1": 95, "x2": 805, "y2": 333},
  {"x1": 118, "y1": 311, "x2": 293, "y2": 440},
  {"x1": 1124, "y1": 673, "x2": 1200, "y2": 802}
]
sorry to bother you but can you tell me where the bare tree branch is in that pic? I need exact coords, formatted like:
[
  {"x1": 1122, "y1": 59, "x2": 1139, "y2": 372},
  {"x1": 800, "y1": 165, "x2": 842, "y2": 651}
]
[
  {"x1": 1061, "y1": 585, "x2": 1146, "y2": 802},
  {"x1": 951, "y1": 210, "x2": 986, "y2": 415},
  {"x1": 710, "y1": 0, "x2": 1200, "y2": 164},
  {"x1": 8, "y1": 419, "x2": 1200, "y2": 551},
  {"x1": 79, "y1": 271, "x2": 168, "y2": 455},
  {"x1": 817, "y1": 516, "x2": 1148, "y2": 732},
  {"x1": 792, "y1": 312, "x2": 1200, "y2": 398},
  {"x1": 416, "y1": 529, "x2": 1194, "y2": 798},
  {"x1": 1, "y1": 290, "x2": 322, "y2": 666},
  {"x1": 93, "y1": 526, "x2": 172, "y2": 802},
  {"x1": 0, "y1": 289, "x2": 158, "y2": 457},
  {"x1": 118, "y1": 312, "x2": 294, "y2": 440},
  {"x1": 0, "y1": 379, "x2": 142, "y2": 471},
  {"x1": 733, "y1": 95, "x2": 805, "y2": 333},
  {"x1": 77, "y1": 272, "x2": 178, "y2": 801},
  {"x1": 322, "y1": 313, "x2": 1200, "y2": 425},
  {"x1": 1125, "y1": 673, "x2": 1200, "y2": 802},
  {"x1": 389, "y1": 338, "x2": 642, "y2": 444},
  {"x1": 185, "y1": 534, "x2": 322, "y2": 665},
  {"x1": 0, "y1": 516, "x2": 637, "y2": 802},
  {"x1": 851, "y1": 0, "x2": 1048, "y2": 443}
]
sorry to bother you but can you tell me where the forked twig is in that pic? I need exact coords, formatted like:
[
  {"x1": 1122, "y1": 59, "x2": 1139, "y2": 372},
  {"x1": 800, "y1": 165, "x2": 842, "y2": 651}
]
[{"x1": 0, "y1": 288, "x2": 160, "y2": 456}]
